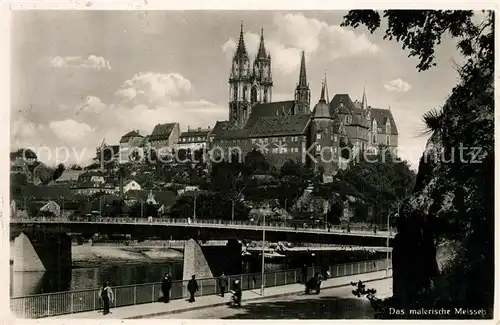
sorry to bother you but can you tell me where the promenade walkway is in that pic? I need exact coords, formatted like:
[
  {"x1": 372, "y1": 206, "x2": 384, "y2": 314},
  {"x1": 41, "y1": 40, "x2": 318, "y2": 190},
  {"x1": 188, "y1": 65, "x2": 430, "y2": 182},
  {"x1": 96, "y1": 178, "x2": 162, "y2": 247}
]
[{"x1": 49, "y1": 270, "x2": 391, "y2": 319}]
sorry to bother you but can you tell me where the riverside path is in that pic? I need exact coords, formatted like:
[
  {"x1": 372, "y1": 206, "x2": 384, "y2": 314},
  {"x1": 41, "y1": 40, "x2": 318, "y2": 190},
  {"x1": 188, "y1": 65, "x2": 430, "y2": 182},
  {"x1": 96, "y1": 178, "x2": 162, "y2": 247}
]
[{"x1": 12, "y1": 259, "x2": 392, "y2": 319}]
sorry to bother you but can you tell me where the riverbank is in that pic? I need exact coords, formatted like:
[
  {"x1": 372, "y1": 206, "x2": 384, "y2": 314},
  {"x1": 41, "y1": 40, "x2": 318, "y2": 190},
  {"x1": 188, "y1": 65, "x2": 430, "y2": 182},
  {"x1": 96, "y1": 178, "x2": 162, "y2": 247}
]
[
  {"x1": 72, "y1": 245, "x2": 183, "y2": 268},
  {"x1": 10, "y1": 242, "x2": 184, "y2": 268}
]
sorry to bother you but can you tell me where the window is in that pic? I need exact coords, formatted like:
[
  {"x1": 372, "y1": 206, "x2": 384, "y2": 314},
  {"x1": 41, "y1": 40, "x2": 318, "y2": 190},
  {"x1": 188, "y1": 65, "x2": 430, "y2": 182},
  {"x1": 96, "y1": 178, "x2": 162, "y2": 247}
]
[
  {"x1": 282, "y1": 137, "x2": 287, "y2": 142},
  {"x1": 281, "y1": 147, "x2": 288, "y2": 154},
  {"x1": 272, "y1": 137, "x2": 278, "y2": 143},
  {"x1": 373, "y1": 135, "x2": 377, "y2": 143},
  {"x1": 316, "y1": 144, "x2": 321, "y2": 152},
  {"x1": 316, "y1": 133, "x2": 322, "y2": 140},
  {"x1": 271, "y1": 148, "x2": 278, "y2": 154},
  {"x1": 386, "y1": 135, "x2": 390, "y2": 145},
  {"x1": 233, "y1": 85, "x2": 238, "y2": 101},
  {"x1": 264, "y1": 138, "x2": 269, "y2": 143},
  {"x1": 334, "y1": 147, "x2": 338, "y2": 155},
  {"x1": 243, "y1": 85, "x2": 248, "y2": 101},
  {"x1": 251, "y1": 86, "x2": 258, "y2": 103},
  {"x1": 251, "y1": 139, "x2": 256, "y2": 144},
  {"x1": 346, "y1": 116, "x2": 351, "y2": 124}
]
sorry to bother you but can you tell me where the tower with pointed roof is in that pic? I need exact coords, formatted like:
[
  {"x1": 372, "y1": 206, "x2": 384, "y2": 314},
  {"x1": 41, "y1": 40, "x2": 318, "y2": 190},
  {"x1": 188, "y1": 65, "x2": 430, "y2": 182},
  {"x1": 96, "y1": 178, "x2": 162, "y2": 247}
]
[
  {"x1": 228, "y1": 22, "x2": 252, "y2": 126},
  {"x1": 252, "y1": 28, "x2": 273, "y2": 104},
  {"x1": 361, "y1": 87, "x2": 368, "y2": 110},
  {"x1": 310, "y1": 78, "x2": 346, "y2": 180},
  {"x1": 294, "y1": 51, "x2": 311, "y2": 115},
  {"x1": 228, "y1": 23, "x2": 273, "y2": 127}
]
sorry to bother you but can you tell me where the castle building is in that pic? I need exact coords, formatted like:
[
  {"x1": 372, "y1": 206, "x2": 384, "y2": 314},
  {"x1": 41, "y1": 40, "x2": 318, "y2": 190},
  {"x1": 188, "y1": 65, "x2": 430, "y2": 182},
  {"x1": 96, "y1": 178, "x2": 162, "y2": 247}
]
[{"x1": 210, "y1": 23, "x2": 399, "y2": 179}]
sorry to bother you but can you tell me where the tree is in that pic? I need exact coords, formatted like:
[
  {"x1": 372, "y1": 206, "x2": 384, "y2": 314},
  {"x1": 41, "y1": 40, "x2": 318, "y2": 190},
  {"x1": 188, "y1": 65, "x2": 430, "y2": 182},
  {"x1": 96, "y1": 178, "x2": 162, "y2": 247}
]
[
  {"x1": 278, "y1": 160, "x2": 315, "y2": 210},
  {"x1": 52, "y1": 163, "x2": 65, "y2": 181},
  {"x1": 84, "y1": 163, "x2": 100, "y2": 170},
  {"x1": 10, "y1": 173, "x2": 28, "y2": 200},
  {"x1": 11, "y1": 148, "x2": 37, "y2": 161},
  {"x1": 332, "y1": 150, "x2": 415, "y2": 224},
  {"x1": 70, "y1": 164, "x2": 82, "y2": 170},
  {"x1": 244, "y1": 149, "x2": 269, "y2": 174},
  {"x1": 145, "y1": 148, "x2": 158, "y2": 165},
  {"x1": 342, "y1": 10, "x2": 494, "y2": 318},
  {"x1": 36, "y1": 164, "x2": 56, "y2": 185},
  {"x1": 129, "y1": 201, "x2": 158, "y2": 218},
  {"x1": 342, "y1": 10, "x2": 481, "y2": 72},
  {"x1": 170, "y1": 192, "x2": 248, "y2": 221}
]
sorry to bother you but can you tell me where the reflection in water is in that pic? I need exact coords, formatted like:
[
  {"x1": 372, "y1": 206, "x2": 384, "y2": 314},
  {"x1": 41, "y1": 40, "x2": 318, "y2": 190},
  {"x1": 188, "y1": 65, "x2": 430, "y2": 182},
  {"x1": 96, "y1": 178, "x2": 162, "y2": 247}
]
[
  {"x1": 10, "y1": 252, "x2": 376, "y2": 296},
  {"x1": 11, "y1": 269, "x2": 72, "y2": 296},
  {"x1": 10, "y1": 260, "x2": 286, "y2": 296},
  {"x1": 10, "y1": 262, "x2": 183, "y2": 296}
]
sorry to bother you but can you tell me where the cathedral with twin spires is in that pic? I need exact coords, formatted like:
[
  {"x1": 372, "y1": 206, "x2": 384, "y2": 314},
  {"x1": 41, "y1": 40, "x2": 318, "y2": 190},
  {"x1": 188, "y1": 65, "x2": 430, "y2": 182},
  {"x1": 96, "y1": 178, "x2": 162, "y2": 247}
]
[{"x1": 210, "y1": 23, "x2": 399, "y2": 178}]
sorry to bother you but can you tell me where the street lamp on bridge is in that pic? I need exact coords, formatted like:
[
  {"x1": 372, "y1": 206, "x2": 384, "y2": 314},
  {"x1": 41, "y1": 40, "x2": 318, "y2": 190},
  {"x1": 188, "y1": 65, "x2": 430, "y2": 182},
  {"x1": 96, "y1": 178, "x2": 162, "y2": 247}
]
[{"x1": 193, "y1": 192, "x2": 199, "y2": 221}]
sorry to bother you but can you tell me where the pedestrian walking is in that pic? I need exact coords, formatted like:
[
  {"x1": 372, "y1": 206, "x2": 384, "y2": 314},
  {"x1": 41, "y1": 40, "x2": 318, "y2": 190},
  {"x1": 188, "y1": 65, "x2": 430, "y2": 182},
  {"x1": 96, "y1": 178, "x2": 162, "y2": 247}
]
[
  {"x1": 187, "y1": 275, "x2": 198, "y2": 303},
  {"x1": 100, "y1": 281, "x2": 114, "y2": 315},
  {"x1": 301, "y1": 264, "x2": 308, "y2": 284},
  {"x1": 161, "y1": 273, "x2": 172, "y2": 303},
  {"x1": 219, "y1": 272, "x2": 228, "y2": 297},
  {"x1": 231, "y1": 279, "x2": 242, "y2": 307},
  {"x1": 314, "y1": 272, "x2": 323, "y2": 294}
]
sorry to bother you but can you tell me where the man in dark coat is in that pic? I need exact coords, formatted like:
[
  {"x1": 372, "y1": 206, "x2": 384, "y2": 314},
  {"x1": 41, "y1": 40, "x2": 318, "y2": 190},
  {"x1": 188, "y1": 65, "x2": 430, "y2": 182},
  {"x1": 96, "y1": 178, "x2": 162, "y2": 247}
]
[
  {"x1": 219, "y1": 272, "x2": 228, "y2": 297},
  {"x1": 161, "y1": 273, "x2": 172, "y2": 303},
  {"x1": 187, "y1": 275, "x2": 199, "y2": 303},
  {"x1": 301, "y1": 264, "x2": 308, "y2": 284}
]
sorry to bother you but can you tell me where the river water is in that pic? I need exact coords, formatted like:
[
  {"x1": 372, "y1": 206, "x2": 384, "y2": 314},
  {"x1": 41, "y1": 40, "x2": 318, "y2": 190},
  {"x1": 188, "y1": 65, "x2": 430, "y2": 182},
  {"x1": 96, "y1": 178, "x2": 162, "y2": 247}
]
[{"x1": 10, "y1": 260, "x2": 289, "y2": 297}]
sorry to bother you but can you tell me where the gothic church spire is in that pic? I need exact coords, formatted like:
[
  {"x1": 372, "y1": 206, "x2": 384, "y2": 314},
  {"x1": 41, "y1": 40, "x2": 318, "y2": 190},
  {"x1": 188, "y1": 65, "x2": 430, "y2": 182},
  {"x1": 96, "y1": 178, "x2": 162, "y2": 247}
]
[
  {"x1": 362, "y1": 87, "x2": 368, "y2": 110},
  {"x1": 235, "y1": 21, "x2": 248, "y2": 58},
  {"x1": 294, "y1": 50, "x2": 310, "y2": 114},
  {"x1": 319, "y1": 80, "x2": 326, "y2": 102},
  {"x1": 257, "y1": 27, "x2": 267, "y2": 58},
  {"x1": 298, "y1": 50, "x2": 307, "y2": 87}
]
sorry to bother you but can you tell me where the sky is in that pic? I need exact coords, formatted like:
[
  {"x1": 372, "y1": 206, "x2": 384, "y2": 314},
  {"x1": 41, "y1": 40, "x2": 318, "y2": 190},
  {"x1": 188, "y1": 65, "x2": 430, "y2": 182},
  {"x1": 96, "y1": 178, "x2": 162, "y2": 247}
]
[{"x1": 10, "y1": 10, "x2": 470, "y2": 168}]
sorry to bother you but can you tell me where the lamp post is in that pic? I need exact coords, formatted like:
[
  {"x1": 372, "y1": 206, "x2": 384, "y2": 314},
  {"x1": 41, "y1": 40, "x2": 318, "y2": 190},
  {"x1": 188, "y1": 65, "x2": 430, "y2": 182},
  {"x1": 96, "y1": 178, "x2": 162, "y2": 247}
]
[
  {"x1": 193, "y1": 192, "x2": 198, "y2": 220},
  {"x1": 261, "y1": 205, "x2": 266, "y2": 296},
  {"x1": 324, "y1": 200, "x2": 328, "y2": 230},
  {"x1": 386, "y1": 212, "x2": 394, "y2": 275},
  {"x1": 284, "y1": 198, "x2": 287, "y2": 227},
  {"x1": 231, "y1": 199, "x2": 235, "y2": 224}
]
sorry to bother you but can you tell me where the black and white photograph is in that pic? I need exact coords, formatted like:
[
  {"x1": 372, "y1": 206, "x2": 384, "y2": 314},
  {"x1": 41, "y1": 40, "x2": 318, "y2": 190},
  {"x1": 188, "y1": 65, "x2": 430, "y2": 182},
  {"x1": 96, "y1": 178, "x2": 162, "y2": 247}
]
[{"x1": 6, "y1": 6, "x2": 496, "y2": 320}]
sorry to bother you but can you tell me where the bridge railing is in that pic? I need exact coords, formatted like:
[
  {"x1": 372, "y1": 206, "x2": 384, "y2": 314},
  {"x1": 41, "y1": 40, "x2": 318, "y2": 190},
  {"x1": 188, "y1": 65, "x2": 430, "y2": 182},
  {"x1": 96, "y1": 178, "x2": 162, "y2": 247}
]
[
  {"x1": 10, "y1": 258, "x2": 392, "y2": 319},
  {"x1": 11, "y1": 216, "x2": 395, "y2": 234}
]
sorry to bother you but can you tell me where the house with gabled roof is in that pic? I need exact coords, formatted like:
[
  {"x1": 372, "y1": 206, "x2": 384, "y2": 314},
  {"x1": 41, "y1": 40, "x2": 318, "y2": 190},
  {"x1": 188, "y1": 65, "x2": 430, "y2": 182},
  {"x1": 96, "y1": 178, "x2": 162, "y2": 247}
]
[
  {"x1": 149, "y1": 123, "x2": 181, "y2": 155},
  {"x1": 119, "y1": 130, "x2": 146, "y2": 164}
]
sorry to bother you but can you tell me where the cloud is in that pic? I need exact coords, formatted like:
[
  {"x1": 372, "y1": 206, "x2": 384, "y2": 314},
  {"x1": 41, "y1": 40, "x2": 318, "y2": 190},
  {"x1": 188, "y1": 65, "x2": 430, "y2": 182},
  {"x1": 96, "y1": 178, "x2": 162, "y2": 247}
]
[
  {"x1": 11, "y1": 72, "x2": 225, "y2": 166},
  {"x1": 49, "y1": 119, "x2": 93, "y2": 142},
  {"x1": 384, "y1": 78, "x2": 412, "y2": 93},
  {"x1": 76, "y1": 96, "x2": 107, "y2": 115},
  {"x1": 222, "y1": 13, "x2": 381, "y2": 74},
  {"x1": 115, "y1": 72, "x2": 193, "y2": 105},
  {"x1": 48, "y1": 55, "x2": 112, "y2": 70}
]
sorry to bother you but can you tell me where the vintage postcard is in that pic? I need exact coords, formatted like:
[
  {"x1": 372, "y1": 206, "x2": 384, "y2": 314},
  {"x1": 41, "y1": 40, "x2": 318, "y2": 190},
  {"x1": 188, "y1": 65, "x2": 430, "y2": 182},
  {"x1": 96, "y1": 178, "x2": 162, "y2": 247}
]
[{"x1": 4, "y1": 3, "x2": 497, "y2": 321}]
